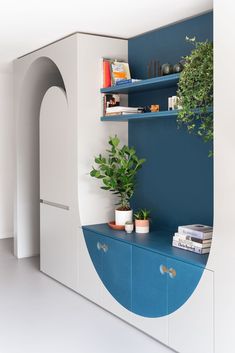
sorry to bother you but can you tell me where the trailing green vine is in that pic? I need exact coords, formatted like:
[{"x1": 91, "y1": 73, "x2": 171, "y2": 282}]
[{"x1": 177, "y1": 37, "x2": 213, "y2": 150}]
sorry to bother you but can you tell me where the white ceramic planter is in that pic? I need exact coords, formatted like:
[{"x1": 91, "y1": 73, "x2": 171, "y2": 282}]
[
  {"x1": 135, "y1": 220, "x2": 150, "y2": 234},
  {"x1": 115, "y1": 209, "x2": 133, "y2": 226},
  {"x1": 125, "y1": 222, "x2": 134, "y2": 234}
]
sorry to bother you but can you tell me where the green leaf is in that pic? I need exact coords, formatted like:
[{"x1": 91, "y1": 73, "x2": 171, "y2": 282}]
[
  {"x1": 90, "y1": 169, "x2": 97, "y2": 177},
  {"x1": 109, "y1": 135, "x2": 120, "y2": 147},
  {"x1": 89, "y1": 135, "x2": 146, "y2": 205},
  {"x1": 177, "y1": 37, "x2": 213, "y2": 154}
]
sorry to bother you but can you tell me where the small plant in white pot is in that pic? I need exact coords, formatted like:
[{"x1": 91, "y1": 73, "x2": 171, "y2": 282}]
[
  {"x1": 134, "y1": 209, "x2": 151, "y2": 234},
  {"x1": 90, "y1": 136, "x2": 145, "y2": 226}
]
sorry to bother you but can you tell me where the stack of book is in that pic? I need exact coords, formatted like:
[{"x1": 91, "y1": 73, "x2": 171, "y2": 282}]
[
  {"x1": 102, "y1": 58, "x2": 131, "y2": 87},
  {"x1": 115, "y1": 79, "x2": 141, "y2": 86},
  {"x1": 105, "y1": 106, "x2": 143, "y2": 116},
  {"x1": 172, "y1": 224, "x2": 213, "y2": 254}
]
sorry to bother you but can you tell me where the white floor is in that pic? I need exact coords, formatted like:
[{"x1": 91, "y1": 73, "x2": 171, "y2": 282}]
[{"x1": 0, "y1": 239, "x2": 173, "y2": 353}]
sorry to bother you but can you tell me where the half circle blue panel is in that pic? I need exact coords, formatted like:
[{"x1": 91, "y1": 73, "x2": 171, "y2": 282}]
[{"x1": 83, "y1": 225, "x2": 206, "y2": 318}]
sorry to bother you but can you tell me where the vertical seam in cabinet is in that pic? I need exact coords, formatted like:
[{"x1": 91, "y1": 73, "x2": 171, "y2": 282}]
[
  {"x1": 130, "y1": 246, "x2": 133, "y2": 311},
  {"x1": 101, "y1": 238, "x2": 104, "y2": 282},
  {"x1": 213, "y1": 270, "x2": 215, "y2": 353},
  {"x1": 167, "y1": 257, "x2": 169, "y2": 346}
]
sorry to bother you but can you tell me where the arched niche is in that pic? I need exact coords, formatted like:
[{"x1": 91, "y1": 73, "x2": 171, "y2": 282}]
[{"x1": 16, "y1": 57, "x2": 66, "y2": 258}]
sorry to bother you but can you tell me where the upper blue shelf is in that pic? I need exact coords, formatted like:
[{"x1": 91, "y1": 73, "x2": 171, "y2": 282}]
[
  {"x1": 82, "y1": 224, "x2": 209, "y2": 268},
  {"x1": 100, "y1": 73, "x2": 180, "y2": 94}
]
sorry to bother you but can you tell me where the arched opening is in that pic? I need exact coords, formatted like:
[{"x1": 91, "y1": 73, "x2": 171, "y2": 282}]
[{"x1": 15, "y1": 57, "x2": 66, "y2": 258}]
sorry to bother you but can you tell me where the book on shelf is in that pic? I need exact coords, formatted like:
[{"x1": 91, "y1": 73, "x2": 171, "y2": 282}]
[
  {"x1": 102, "y1": 58, "x2": 112, "y2": 88},
  {"x1": 172, "y1": 239, "x2": 211, "y2": 254},
  {"x1": 178, "y1": 224, "x2": 213, "y2": 240},
  {"x1": 122, "y1": 111, "x2": 142, "y2": 115},
  {"x1": 106, "y1": 106, "x2": 143, "y2": 114},
  {"x1": 102, "y1": 58, "x2": 140, "y2": 88},
  {"x1": 173, "y1": 232, "x2": 212, "y2": 244},
  {"x1": 104, "y1": 105, "x2": 143, "y2": 116},
  {"x1": 103, "y1": 94, "x2": 121, "y2": 115},
  {"x1": 105, "y1": 112, "x2": 142, "y2": 116},
  {"x1": 115, "y1": 78, "x2": 142, "y2": 86},
  {"x1": 173, "y1": 234, "x2": 211, "y2": 249},
  {"x1": 110, "y1": 60, "x2": 131, "y2": 85}
]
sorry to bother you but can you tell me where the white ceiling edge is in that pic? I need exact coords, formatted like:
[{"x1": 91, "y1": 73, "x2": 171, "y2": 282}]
[{"x1": 0, "y1": 0, "x2": 212, "y2": 73}]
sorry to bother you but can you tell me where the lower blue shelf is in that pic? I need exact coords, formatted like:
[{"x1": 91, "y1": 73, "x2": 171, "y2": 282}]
[
  {"x1": 100, "y1": 107, "x2": 213, "y2": 122},
  {"x1": 101, "y1": 110, "x2": 180, "y2": 122}
]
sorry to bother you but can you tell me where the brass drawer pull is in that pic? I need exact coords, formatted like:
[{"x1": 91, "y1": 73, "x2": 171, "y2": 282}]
[
  {"x1": 160, "y1": 265, "x2": 177, "y2": 278},
  {"x1": 160, "y1": 264, "x2": 168, "y2": 275},
  {"x1": 168, "y1": 267, "x2": 177, "y2": 278}
]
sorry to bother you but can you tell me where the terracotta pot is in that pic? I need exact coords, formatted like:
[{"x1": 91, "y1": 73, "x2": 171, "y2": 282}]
[{"x1": 135, "y1": 219, "x2": 150, "y2": 234}]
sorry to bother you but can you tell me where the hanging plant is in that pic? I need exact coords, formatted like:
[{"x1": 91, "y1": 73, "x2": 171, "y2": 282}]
[{"x1": 177, "y1": 37, "x2": 213, "y2": 148}]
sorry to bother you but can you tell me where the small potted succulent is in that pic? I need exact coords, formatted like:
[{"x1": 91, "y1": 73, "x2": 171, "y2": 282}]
[
  {"x1": 134, "y1": 209, "x2": 151, "y2": 234},
  {"x1": 90, "y1": 136, "x2": 145, "y2": 226}
]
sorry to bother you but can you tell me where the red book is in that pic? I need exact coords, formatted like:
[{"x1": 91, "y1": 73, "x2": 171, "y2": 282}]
[{"x1": 103, "y1": 60, "x2": 111, "y2": 88}]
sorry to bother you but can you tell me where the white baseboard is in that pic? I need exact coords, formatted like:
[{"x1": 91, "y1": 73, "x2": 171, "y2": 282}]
[{"x1": 0, "y1": 233, "x2": 13, "y2": 239}]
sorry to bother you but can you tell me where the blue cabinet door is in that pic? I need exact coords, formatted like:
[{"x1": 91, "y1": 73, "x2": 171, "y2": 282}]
[
  {"x1": 167, "y1": 258, "x2": 203, "y2": 315},
  {"x1": 132, "y1": 246, "x2": 168, "y2": 317},
  {"x1": 83, "y1": 229, "x2": 103, "y2": 280},
  {"x1": 102, "y1": 236, "x2": 132, "y2": 311},
  {"x1": 83, "y1": 229, "x2": 132, "y2": 311}
]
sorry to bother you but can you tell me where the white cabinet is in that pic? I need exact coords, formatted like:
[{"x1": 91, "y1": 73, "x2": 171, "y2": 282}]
[
  {"x1": 40, "y1": 86, "x2": 72, "y2": 207},
  {"x1": 40, "y1": 86, "x2": 78, "y2": 289},
  {"x1": 168, "y1": 268, "x2": 214, "y2": 353},
  {"x1": 40, "y1": 204, "x2": 78, "y2": 288}
]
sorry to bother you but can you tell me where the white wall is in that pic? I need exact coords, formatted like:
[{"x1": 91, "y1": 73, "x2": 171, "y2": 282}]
[
  {"x1": 77, "y1": 33, "x2": 128, "y2": 226},
  {"x1": 214, "y1": 1, "x2": 235, "y2": 351},
  {"x1": 0, "y1": 68, "x2": 14, "y2": 239}
]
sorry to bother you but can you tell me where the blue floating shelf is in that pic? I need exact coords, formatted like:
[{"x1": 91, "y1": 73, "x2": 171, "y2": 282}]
[
  {"x1": 100, "y1": 73, "x2": 180, "y2": 94},
  {"x1": 101, "y1": 110, "x2": 179, "y2": 121},
  {"x1": 100, "y1": 107, "x2": 213, "y2": 122}
]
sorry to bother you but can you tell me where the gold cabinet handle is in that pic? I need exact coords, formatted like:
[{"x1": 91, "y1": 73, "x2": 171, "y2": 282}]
[
  {"x1": 160, "y1": 264, "x2": 168, "y2": 275},
  {"x1": 168, "y1": 267, "x2": 177, "y2": 278},
  {"x1": 160, "y1": 265, "x2": 177, "y2": 278}
]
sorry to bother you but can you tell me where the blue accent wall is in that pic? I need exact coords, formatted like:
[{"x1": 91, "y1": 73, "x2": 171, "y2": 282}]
[{"x1": 128, "y1": 12, "x2": 213, "y2": 231}]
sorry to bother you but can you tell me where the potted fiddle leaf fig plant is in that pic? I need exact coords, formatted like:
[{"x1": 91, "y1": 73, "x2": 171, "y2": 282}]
[
  {"x1": 134, "y1": 209, "x2": 151, "y2": 234},
  {"x1": 90, "y1": 135, "x2": 146, "y2": 226}
]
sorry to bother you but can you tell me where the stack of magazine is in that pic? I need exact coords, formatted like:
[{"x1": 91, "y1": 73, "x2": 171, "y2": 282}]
[
  {"x1": 172, "y1": 224, "x2": 213, "y2": 254},
  {"x1": 105, "y1": 106, "x2": 143, "y2": 116}
]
